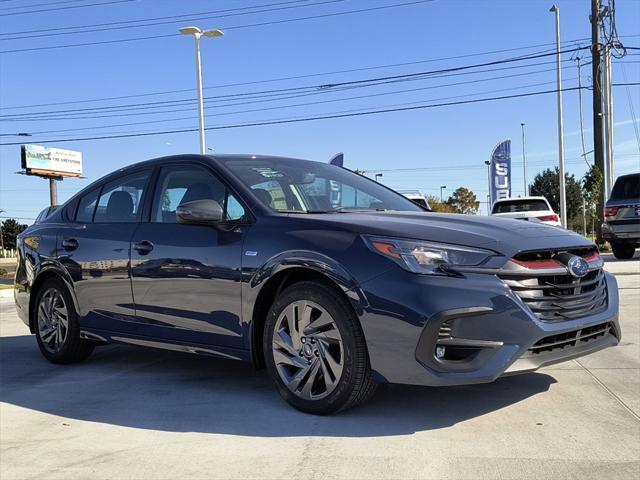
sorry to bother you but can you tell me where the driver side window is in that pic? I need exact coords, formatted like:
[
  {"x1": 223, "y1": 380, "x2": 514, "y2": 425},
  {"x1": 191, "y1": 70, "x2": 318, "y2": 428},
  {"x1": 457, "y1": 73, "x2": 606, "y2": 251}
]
[{"x1": 151, "y1": 165, "x2": 247, "y2": 223}]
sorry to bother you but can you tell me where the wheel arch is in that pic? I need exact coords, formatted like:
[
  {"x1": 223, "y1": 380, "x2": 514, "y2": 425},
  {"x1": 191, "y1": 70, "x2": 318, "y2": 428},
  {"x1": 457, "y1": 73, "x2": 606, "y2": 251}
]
[
  {"x1": 248, "y1": 255, "x2": 368, "y2": 369},
  {"x1": 28, "y1": 266, "x2": 78, "y2": 334}
]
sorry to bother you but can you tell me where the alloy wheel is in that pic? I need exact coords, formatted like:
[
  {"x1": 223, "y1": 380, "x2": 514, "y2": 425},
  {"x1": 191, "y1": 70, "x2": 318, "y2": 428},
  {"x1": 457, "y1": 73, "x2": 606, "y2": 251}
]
[
  {"x1": 37, "y1": 287, "x2": 69, "y2": 354},
  {"x1": 272, "y1": 300, "x2": 344, "y2": 400}
]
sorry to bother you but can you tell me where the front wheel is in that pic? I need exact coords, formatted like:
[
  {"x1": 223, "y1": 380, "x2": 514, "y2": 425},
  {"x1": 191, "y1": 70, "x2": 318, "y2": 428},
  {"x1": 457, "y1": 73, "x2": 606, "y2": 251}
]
[
  {"x1": 34, "y1": 278, "x2": 94, "y2": 364},
  {"x1": 611, "y1": 242, "x2": 636, "y2": 260},
  {"x1": 264, "y1": 281, "x2": 376, "y2": 415}
]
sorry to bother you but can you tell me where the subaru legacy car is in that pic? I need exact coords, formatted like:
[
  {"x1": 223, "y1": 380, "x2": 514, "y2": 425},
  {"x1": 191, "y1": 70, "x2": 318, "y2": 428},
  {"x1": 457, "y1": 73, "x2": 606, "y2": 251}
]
[
  {"x1": 14, "y1": 155, "x2": 620, "y2": 414},
  {"x1": 603, "y1": 172, "x2": 639, "y2": 259}
]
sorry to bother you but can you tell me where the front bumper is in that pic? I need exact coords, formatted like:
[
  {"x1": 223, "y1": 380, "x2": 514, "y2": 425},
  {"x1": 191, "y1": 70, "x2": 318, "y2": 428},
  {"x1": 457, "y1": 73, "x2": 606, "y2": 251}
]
[{"x1": 356, "y1": 267, "x2": 620, "y2": 387}]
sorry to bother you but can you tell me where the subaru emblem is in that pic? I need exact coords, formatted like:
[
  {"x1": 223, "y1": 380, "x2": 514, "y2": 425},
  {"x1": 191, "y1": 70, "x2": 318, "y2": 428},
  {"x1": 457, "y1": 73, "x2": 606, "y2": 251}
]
[{"x1": 567, "y1": 256, "x2": 589, "y2": 278}]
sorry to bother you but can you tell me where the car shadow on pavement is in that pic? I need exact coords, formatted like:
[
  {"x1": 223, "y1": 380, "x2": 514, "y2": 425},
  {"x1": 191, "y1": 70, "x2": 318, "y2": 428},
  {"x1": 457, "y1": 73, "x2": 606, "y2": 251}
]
[{"x1": 0, "y1": 334, "x2": 555, "y2": 437}]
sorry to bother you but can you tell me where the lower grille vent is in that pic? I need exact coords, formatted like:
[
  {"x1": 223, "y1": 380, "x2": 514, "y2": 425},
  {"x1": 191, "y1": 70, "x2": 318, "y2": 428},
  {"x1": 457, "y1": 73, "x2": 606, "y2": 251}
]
[{"x1": 528, "y1": 322, "x2": 614, "y2": 355}]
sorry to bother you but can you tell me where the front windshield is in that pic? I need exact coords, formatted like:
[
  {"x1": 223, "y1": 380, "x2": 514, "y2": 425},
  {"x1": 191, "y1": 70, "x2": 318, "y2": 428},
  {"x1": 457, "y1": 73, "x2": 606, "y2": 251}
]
[{"x1": 224, "y1": 158, "x2": 424, "y2": 213}]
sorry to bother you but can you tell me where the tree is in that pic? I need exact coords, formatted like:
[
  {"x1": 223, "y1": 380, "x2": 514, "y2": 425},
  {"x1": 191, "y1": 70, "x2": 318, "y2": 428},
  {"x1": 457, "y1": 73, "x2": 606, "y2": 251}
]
[
  {"x1": 1, "y1": 219, "x2": 28, "y2": 250},
  {"x1": 582, "y1": 164, "x2": 603, "y2": 235},
  {"x1": 530, "y1": 168, "x2": 583, "y2": 222},
  {"x1": 446, "y1": 187, "x2": 480, "y2": 215},
  {"x1": 425, "y1": 195, "x2": 456, "y2": 213}
]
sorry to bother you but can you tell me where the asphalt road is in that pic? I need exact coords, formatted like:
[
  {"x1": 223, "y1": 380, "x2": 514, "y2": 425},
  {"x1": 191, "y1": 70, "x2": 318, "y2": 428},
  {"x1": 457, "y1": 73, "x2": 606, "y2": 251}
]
[{"x1": 0, "y1": 256, "x2": 638, "y2": 480}]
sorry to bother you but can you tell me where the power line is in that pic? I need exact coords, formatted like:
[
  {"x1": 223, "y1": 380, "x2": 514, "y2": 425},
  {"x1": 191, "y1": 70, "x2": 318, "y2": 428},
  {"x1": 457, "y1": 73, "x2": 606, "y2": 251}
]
[
  {"x1": 0, "y1": 47, "x2": 588, "y2": 119},
  {"x1": 2, "y1": 39, "x2": 589, "y2": 111},
  {"x1": 18, "y1": 66, "x2": 584, "y2": 136},
  {"x1": 3, "y1": 59, "x2": 569, "y2": 121},
  {"x1": 0, "y1": 0, "x2": 344, "y2": 40},
  {"x1": 0, "y1": 85, "x2": 597, "y2": 146},
  {"x1": 5, "y1": 83, "x2": 636, "y2": 147},
  {"x1": 0, "y1": 0, "x2": 434, "y2": 53},
  {"x1": 0, "y1": 0, "x2": 93, "y2": 11},
  {"x1": 0, "y1": 0, "x2": 136, "y2": 17}
]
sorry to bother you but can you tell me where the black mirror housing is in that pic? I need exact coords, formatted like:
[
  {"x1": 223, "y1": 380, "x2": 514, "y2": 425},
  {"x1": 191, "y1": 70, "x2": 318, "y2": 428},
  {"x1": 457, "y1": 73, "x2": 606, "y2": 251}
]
[{"x1": 176, "y1": 199, "x2": 223, "y2": 225}]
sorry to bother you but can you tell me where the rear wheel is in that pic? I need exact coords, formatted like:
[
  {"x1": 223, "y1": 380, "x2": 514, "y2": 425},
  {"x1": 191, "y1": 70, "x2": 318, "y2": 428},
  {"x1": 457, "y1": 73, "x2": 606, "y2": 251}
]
[
  {"x1": 611, "y1": 242, "x2": 636, "y2": 260},
  {"x1": 34, "y1": 278, "x2": 94, "y2": 364},
  {"x1": 264, "y1": 281, "x2": 376, "y2": 415}
]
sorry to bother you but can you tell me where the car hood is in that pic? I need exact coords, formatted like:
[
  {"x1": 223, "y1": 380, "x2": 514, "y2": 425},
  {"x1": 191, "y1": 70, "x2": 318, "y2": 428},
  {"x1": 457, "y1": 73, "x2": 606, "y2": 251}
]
[{"x1": 297, "y1": 211, "x2": 593, "y2": 258}]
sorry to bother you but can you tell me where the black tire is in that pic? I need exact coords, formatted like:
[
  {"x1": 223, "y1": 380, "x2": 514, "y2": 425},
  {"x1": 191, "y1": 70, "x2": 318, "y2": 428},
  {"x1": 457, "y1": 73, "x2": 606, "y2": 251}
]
[
  {"x1": 611, "y1": 242, "x2": 636, "y2": 260},
  {"x1": 34, "y1": 278, "x2": 94, "y2": 364},
  {"x1": 263, "y1": 280, "x2": 377, "y2": 415}
]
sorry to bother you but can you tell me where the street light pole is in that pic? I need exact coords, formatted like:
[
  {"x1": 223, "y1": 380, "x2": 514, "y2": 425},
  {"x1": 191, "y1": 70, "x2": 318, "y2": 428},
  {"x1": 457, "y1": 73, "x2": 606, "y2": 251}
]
[
  {"x1": 179, "y1": 26, "x2": 224, "y2": 155},
  {"x1": 374, "y1": 173, "x2": 383, "y2": 183},
  {"x1": 521, "y1": 123, "x2": 528, "y2": 196},
  {"x1": 440, "y1": 185, "x2": 447, "y2": 203},
  {"x1": 550, "y1": 5, "x2": 567, "y2": 229},
  {"x1": 484, "y1": 160, "x2": 491, "y2": 214}
]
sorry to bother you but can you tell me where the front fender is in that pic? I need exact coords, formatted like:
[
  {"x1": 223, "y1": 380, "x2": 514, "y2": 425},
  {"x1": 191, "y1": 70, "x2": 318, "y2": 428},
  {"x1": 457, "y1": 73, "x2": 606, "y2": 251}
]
[{"x1": 242, "y1": 250, "x2": 375, "y2": 355}]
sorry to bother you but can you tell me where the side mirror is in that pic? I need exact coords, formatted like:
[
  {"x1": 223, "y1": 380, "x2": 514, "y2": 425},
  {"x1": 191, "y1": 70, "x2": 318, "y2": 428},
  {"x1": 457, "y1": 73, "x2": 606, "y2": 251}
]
[{"x1": 176, "y1": 199, "x2": 223, "y2": 225}]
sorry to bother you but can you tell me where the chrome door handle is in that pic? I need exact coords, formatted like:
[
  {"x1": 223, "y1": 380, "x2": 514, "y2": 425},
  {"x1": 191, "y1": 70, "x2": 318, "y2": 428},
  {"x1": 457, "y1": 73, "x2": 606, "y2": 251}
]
[
  {"x1": 62, "y1": 237, "x2": 79, "y2": 250},
  {"x1": 133, "y1": 240, "x2": 154, "y2": 255}
]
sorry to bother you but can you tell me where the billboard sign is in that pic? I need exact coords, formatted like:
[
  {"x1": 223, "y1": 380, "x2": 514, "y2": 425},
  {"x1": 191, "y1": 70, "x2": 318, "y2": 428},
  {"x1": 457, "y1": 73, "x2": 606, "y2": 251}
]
[
  {"x1": 21, "y1": 144, "x2": 83, "y2": 177},
  {"x1": 489, "y1": 140, "x2": 511, "y2": 205}
]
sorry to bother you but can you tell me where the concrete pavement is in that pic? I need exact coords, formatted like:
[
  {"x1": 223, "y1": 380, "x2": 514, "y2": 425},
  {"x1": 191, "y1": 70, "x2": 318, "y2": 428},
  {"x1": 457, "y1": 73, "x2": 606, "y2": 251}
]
[{"x1": 0, "y1": 257, "x2": 638, "y2": 479}]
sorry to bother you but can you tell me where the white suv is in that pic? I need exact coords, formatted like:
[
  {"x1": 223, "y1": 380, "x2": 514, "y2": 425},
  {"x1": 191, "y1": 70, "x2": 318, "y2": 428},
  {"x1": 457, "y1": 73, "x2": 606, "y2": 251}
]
[{"x1": 491, "y1": 196, "x2": 561, "y2": 227}]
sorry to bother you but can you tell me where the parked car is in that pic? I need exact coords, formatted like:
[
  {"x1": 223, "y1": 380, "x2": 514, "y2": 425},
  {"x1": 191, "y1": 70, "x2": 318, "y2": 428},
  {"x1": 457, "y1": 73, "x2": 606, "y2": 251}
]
[
  {"x1": 397, "y1": 189, "x2": 431, "y2": 209},
  {"x1": 603, "y1": 172, "x2": 640, "y2": 259},
  {"x1": 14, "y1": 154, "x2": 619, "y2": 414},
  {"x1": 491, "y1": 196, "x2": 561, "y2": 227}
]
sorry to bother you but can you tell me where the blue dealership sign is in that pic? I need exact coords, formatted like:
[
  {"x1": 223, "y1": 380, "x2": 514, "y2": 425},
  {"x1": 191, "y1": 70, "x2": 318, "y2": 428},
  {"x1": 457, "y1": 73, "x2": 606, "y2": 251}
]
[{"x1": 489, "y1": 140, "x2": 511, "y2": 205}]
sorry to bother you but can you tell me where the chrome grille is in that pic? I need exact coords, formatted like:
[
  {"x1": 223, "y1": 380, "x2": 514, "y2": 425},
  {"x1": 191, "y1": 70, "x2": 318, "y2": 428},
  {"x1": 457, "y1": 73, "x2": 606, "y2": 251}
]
[
  {"x1": 500, "y1": 267, "x2": 608, "y2": 322},
  {"x1": 526, "y1": 322, "x2": 614, "y2": 355}
]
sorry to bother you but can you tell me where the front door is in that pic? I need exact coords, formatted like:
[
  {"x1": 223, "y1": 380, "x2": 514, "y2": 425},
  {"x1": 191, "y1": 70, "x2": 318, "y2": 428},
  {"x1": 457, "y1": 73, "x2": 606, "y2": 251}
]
[
  {"x1": 58, "y1": 168, "x2": 153, "y2": 334},
  {"x1": 130, "y1": 163, "x2": 250, "y2": 349}
]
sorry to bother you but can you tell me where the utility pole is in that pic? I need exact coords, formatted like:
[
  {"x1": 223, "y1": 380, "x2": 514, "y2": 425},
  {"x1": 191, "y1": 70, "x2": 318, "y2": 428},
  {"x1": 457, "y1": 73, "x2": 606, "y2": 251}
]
[
  {"x1": 521, "y1": 123, "x2": 528, "y2": 196},
  {"x1": 591, "y1": 0, "x2": 605, "y2": 241},
  {"x1": 603, "y1": 43, "x2": 615, "y2": 197},
  {"x1": 550, "y1": 5, "x2": 567, "y2": 229}
]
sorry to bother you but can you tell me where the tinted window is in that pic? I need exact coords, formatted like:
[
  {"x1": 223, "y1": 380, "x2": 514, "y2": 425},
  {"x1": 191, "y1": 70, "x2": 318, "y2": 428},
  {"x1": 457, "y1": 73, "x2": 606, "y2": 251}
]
[
  {"x1": 94, "y1": 170, "x2": 150, "y2": 223},
  {"x1": 75, "y1": 188, "x2": 100, "y2": 223},
  {"x1": 492, "y1": 199, "x2": 549, "y2": 213},
  {"x1": 224, "y1": 158, "x2": 422, "y2": 213},
  {"x1": 151, "y1": 165, "x2": 246, "y2": 223},
  {"x1": 610, "y1": 174, "x2": 640, "y2": 200}
]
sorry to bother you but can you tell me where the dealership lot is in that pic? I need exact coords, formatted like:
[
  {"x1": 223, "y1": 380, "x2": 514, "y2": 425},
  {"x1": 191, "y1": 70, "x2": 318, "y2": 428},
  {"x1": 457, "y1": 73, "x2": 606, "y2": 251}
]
[{"x1": 0, "y1": 255, "x2": 638, "y2": 480}]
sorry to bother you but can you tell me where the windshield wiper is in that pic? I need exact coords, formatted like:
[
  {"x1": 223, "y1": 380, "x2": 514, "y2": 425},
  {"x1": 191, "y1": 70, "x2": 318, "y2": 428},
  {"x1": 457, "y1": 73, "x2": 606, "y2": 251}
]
[
  {"x1": 332, "y1": 207, "x2": 387, "y2": 212},
  {"x1": 279, "y1": 209, "x2": 335, "y2": 214}
]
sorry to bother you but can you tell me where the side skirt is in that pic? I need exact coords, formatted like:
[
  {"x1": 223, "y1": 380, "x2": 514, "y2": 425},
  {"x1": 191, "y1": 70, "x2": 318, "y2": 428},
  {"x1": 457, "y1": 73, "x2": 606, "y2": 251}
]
[{"x1": 80, "y1": 328, "x2": 251, "y2": 362}]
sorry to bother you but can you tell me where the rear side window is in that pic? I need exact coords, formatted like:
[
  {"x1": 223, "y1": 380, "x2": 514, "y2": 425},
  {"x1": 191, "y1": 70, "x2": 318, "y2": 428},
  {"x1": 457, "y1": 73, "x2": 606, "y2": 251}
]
[
  {"x1": 75, "y1": 188, "x2": 100, "y2": 223},
  {"x1": 610, "y1": 174, "x2": 640, "y2": 200},
  {"x1": 94, "y1": 170, "x2": 151, "y2": 223},
  {"x1": 492, "y1": 199, "x2": 549, "y2": 213}
]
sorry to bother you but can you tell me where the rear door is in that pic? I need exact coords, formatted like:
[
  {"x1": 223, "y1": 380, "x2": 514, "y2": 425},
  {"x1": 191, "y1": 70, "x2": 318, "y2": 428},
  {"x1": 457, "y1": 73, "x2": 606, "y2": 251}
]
[
  {"x1": 129, "y1": 162, "x2": 250, "y2": 349},
  {"x1": 57, "y1": 168, "x2": 153, "y2": 333}
]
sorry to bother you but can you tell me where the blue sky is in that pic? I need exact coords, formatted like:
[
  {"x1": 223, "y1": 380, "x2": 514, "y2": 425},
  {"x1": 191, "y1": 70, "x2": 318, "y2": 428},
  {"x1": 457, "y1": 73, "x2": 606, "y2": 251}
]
[{"x1": 1, "y1": 0, "x2": 639, "y2": 221}]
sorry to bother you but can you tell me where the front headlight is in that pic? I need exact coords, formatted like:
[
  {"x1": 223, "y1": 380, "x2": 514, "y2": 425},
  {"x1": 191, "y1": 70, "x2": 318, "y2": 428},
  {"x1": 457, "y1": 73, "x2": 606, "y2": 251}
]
[{"x1": 362, "y1": 235, "x2": 495, "y2": 275}]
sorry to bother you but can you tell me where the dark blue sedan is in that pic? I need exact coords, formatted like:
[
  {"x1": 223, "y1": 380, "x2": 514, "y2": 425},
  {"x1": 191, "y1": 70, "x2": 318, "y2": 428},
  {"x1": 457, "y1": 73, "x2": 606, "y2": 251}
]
[{"x1": 14, "y1": 155, "x2": 620, "y2": 414}]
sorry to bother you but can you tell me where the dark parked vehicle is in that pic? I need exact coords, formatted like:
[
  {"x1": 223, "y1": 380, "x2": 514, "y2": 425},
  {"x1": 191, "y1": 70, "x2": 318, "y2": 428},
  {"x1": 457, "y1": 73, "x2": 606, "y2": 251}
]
[
  {"x1": 603, "y1": 172, "x2": 640, "y2": 259},
  {"x1": 14, "y1": 155, "x2": 620, "y2": 414}
]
